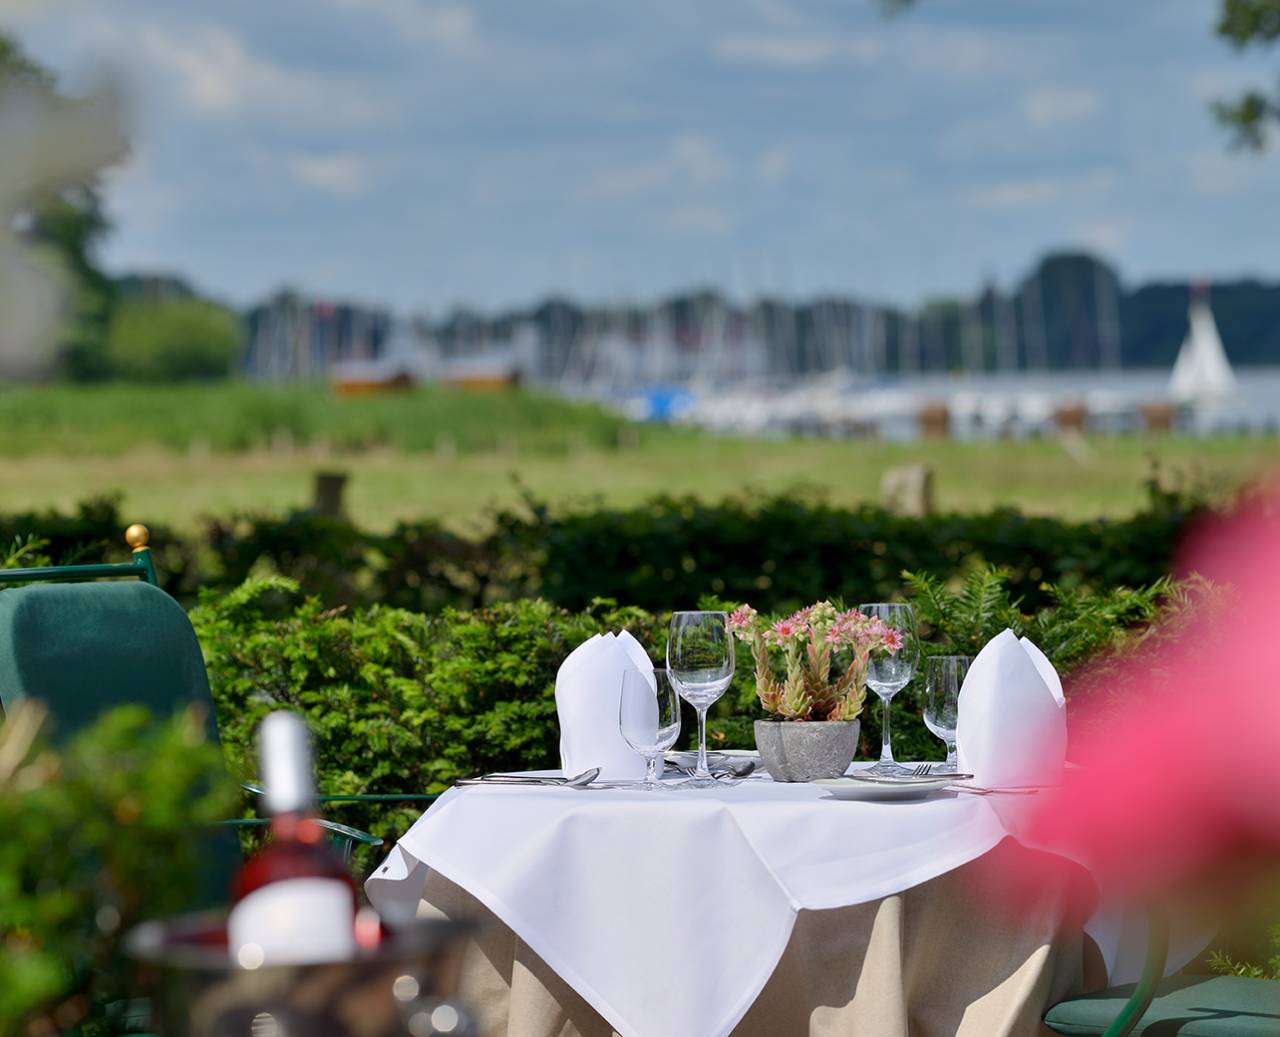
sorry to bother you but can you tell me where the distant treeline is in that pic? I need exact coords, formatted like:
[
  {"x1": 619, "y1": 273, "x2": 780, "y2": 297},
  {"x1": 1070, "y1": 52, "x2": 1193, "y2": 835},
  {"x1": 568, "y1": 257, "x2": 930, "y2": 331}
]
[
  {"x1": 239, "y1": 250, "x2": 1280, "y2": 382},
  {"x1": 129, "y1": 250, "x2": 1280, "y2": 383},
  {"x1": 481, "y1": 252, "x2": 1279, "y2": 375}
]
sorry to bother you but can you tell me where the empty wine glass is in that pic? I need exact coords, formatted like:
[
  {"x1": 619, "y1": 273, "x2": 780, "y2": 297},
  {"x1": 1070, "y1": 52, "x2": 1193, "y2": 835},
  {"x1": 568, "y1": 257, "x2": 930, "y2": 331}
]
[
  {"x1": 923, "y1": 655, "x2": 971, "y2": 772},
  {"x1": 667, "y1": 611, "x2": 735, "y2": 789},
  {"x1": 618, "y1": 669, "x2": 682, "y2": 790},
  {"x1": 859, "y1": 603, "x2": 920, "y2": 776}
]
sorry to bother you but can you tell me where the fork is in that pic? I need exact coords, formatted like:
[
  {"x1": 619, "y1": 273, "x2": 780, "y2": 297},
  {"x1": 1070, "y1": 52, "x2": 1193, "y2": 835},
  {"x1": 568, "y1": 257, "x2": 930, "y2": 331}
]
[{"x1": 912, "y1": 762, "x2": 1038, "y2": 795}]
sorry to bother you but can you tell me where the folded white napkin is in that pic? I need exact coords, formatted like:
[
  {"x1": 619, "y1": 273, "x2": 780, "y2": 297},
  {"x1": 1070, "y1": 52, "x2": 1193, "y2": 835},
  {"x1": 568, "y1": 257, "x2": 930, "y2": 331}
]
[
  {"x1": 956, "y1": 629, "x2": 1067, "y2": 788},
  {"x1": 555, "y1": 630, "x2": 655, "y2": 780}
]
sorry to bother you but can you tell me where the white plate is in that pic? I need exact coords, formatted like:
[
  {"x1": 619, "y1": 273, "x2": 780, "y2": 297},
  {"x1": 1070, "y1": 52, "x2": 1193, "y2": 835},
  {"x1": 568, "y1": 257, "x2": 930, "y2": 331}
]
[
  {"x1": 847, "y1": 769, "x2": 972, "y2": 786},
  {"x1": 812, "y1": 776, "x2": 953, "y2": 801}
]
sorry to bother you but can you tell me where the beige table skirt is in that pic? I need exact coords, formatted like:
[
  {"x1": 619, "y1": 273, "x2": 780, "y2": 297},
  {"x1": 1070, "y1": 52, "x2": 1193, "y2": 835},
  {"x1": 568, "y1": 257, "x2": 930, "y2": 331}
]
[{"x1": 417, "y1": 840, "x2": 1102, "y2": 1037}]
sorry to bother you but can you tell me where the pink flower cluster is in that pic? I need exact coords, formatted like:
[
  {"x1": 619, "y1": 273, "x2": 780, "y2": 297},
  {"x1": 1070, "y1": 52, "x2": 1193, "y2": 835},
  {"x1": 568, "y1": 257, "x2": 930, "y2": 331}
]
[
  {"x1": 730, "y1": 600, "x2": 901, "y2": 655},
  {"x1": 727, "y1": 604, "x2": 757, "y2": 632}
]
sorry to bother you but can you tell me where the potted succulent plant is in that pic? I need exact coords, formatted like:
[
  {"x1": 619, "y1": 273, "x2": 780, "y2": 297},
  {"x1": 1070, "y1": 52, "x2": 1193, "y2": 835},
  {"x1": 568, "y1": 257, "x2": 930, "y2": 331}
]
[{"x1": 729, "y1": 601, "x2": 902, "y2": 781}]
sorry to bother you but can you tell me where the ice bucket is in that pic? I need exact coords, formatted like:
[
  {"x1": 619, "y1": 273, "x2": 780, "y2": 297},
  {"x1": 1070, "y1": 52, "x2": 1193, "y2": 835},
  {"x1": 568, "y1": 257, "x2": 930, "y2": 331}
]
[{"x1": 126, "y1": 913, "x2": 474, "y2": 1037}]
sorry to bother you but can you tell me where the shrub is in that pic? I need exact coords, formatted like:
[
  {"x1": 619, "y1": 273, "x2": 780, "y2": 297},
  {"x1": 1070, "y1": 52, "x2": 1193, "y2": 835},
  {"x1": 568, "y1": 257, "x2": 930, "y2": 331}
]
[
  {"x1": 495, "y1": 481, "x2": 1201, "y2": 615},
  {"x1": 0, "y1": 477, "x2": 1207, "y2": 617},
  {"x1": 0, "y1": 703, "x2": 233, "y2": 1036},
  {"x1": 192, "y1": 583, "x2": 667, "y2": 861},
  {"x1": 104, "y1": 298, "x2": 243, "y2": 382}
]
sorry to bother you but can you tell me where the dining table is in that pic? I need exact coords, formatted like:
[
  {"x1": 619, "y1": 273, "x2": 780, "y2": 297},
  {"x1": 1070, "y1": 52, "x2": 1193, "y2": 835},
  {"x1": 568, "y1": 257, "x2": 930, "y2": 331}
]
[{"x1": 362, "y1": 760, "x2": 1182, "y2": 1037}]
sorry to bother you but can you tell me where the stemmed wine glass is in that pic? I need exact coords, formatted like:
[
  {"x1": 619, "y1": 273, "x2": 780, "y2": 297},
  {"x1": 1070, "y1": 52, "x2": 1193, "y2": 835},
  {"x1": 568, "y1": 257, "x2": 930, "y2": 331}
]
[
  {"x1": 859, "y1": 603, "x2": 920, "y2": 776},
  {"x1": 618, "y1": 669, "x2": 682, "y2": 790},
  {"x1": 667, "y1": 611, "x2": 735, "y2": 789},
  {"x1": 923, "y1": 655, "x2": 971, "y2": 773}
]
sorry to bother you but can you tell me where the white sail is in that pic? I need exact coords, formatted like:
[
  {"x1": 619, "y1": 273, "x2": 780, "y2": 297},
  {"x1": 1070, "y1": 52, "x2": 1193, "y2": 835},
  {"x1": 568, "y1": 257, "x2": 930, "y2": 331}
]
[{"x1": 1169, "y1": 295, "x2": 1236, "y2": 405}]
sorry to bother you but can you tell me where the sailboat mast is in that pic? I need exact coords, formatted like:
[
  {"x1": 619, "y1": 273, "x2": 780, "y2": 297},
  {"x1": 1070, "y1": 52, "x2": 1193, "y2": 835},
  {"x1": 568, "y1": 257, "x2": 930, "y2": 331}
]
[{"x1": 1094, "y1": 262, "x2": 1123, "y2": 370}]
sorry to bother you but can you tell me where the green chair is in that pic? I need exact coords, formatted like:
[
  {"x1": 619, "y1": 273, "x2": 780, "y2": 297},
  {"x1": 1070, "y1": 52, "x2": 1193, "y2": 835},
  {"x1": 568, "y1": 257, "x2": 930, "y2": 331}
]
[
  {"x1": 1046, "y1": 911, "x2": 1280, "y2": 1036},
  {"x1": 0, "y1": 525, "x2": 435, "y2": 865}
]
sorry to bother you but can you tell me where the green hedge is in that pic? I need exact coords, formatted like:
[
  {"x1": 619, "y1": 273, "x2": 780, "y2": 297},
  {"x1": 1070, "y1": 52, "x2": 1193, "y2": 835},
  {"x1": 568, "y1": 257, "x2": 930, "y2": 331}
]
[
  {"x1": 192, "y1": 570, "x2": 1176, "y2": 872},
  {"x1": 0, "y1": 705, "x2": 232, "y2": 1035},
  {"x1": 3, "y1": 477, "x2": 1204, "y2": 616},
  {"x1": 494, "y1": 483, "x2": 1198, "y2": 615}
]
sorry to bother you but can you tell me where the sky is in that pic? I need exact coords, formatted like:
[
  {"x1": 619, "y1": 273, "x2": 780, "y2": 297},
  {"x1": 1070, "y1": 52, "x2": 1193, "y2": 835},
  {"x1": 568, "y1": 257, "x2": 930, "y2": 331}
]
[{"x1": 4, "y1": 0, "x2": 1279, "y2": 315}]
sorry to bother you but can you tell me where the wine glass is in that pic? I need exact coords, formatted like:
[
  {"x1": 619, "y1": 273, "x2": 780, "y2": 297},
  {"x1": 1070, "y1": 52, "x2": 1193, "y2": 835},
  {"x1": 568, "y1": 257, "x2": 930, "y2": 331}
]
[
  {"x1": 618, "y1": 669, "x2": 682, "y2": 790},
  {"x1": 858, "y1": 603, "x2": 920, "y2": 776},
  {"x1": 666, "y1": 611, "x2": 735, "y2": 789},
  {"x1": 923, "y1": 655, "x2": 971, "y2": 773}
]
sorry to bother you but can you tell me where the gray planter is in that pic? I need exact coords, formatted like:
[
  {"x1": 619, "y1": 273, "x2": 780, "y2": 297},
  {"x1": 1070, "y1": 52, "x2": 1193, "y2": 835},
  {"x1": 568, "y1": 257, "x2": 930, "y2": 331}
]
[{"x1": 754, "y1": 719, "x2": 860, "y2": 782}]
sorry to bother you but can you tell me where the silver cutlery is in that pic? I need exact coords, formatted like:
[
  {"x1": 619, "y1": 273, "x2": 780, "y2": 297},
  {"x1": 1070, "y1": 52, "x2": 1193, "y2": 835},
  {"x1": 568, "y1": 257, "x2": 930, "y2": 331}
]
[
  {"x1": 947, "y1": 785, "x2": 1039, "y2": 796},
  {"x1": 676, "y1": 760, "x2": 756, "y2": 782},
  {"x1": 911, "y1": 762, "x2": 1049, "y2": 793},
  {"x1": 910, "y1": 764, "x2": 972, "y2": 779},
  {"x1": 456, "y1": 767, "x2": 600, "y2": 789}
]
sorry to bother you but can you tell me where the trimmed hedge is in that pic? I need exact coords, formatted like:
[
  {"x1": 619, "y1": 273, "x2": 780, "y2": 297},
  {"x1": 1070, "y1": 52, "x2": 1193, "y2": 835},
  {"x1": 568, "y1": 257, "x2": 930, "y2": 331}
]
[{"x1": 3, "y1": 479, "x2": 1203, "y2": 616}]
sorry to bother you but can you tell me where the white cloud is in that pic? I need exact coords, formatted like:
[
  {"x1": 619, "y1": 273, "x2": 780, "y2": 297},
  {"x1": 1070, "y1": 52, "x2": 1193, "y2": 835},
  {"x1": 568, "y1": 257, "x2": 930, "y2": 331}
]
[
  {"x1": 585, "y1": 132, "x2": 731, "y2": 200},
  {"x1": 899, "y1": 26, "x2": 1060, "y2": 84},
  {"x1": 713, "y1": 32, "x2": 880, "y2": 68},
  {"x1": 968, "y1": 170, "x2": 1116, "y2": 209},
  {"x1": 663, "y1": 204, "x2": 735, "y2": 235},
  {"x1": 1075, "y1": 216, "x2": 1132, "y2": 252},
  {"x1": 748, "y1": 0, "x2": 813, "y2": 29},
  {"x1": 288, "y1": 153, "x2": 371, "y2": 196},
  {"x1": 132, "y1": 23, "x2": 383, "y2": 127},
  {"x1": 969, "y1": 176, "x2": 1062, "y2": 209},
  {"x1": 756, "y1": 146, "x2": 792, "y2": 185},
  {"x1": 325, "y1": 0, "x2": 476, "y2": 49},
  {"x1": 1189, "y1": 64, "x2": 1265, "y2": 104},
  {"x1": 1023, "y1": 86, "x2": 1100, "y2": 129},
  {"x1": 1187, "y1": 149, "x2": 1279, "y2": 197}
]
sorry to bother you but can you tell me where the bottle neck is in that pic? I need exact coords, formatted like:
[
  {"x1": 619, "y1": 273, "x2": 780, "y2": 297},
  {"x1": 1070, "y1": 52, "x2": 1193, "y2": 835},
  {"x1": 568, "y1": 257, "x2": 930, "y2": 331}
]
[
  {"x1": 270, "y1": 811, "x2": 325, "y2": 845},
  {"x1": 259, "y1": 712, "x2": 317, "y2": 816}
]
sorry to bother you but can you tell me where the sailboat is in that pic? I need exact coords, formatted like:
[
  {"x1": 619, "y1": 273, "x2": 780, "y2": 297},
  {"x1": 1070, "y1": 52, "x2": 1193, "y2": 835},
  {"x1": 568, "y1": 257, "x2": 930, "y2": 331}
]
[{"x1": 1169, "y1": 286, "x2": 1236, "y2": 406}]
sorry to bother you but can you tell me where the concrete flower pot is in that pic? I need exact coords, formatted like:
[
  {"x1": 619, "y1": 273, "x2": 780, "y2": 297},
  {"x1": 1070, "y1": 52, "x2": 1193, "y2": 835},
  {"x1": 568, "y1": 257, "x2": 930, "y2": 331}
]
[{"x1": 753, "y1": 719, "x2": 860, "y2": 782}]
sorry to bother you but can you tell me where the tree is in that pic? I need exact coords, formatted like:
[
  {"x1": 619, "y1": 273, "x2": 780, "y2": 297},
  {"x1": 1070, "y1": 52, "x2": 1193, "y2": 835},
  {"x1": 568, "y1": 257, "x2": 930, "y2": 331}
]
[
  {"x1": 0, "y1": 32, "x2": 121, "y2": 379},
  {"x1": 1213, "y1": 0, "x2": 1280, "y2": 147},
  {"x1": 105, "y1": 297, "x2": 244, "y2": 382}
]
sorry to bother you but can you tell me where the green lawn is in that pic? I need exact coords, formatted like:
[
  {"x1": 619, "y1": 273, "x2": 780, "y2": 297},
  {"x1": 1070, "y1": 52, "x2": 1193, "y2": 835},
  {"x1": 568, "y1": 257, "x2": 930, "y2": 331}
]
[
  {"x1": 0, "y1": 382, "x2": 631, "y2": 455},
  {"x1": 1, "y1": 383, "x2": 1275, "y2": 529}
]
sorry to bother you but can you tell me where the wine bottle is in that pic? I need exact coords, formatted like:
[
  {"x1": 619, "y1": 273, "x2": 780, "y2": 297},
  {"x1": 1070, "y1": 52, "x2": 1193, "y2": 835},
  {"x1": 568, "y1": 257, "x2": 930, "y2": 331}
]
[{"x1": 227, "y1": 711, "x2": 357, "y2": 967}]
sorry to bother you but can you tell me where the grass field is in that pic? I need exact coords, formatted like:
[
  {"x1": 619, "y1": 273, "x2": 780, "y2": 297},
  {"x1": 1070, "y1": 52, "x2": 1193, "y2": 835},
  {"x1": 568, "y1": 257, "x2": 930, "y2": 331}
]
[{"x1": 1, "y1": 384, "x2": 1277, "y2": 529}]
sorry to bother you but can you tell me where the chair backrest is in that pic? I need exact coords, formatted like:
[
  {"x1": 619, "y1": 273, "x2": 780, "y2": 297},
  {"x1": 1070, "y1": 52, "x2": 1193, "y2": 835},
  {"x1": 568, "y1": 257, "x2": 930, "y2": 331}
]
[
  {"x1": 0, "y1": 522, "x2": 159, "y2": 590},
  {"x1": 0, "y1": 560, "x2": 241, "y2": 906},
  {"x1": 0, "y1": 579, "x2": 219, "y2": 746}
]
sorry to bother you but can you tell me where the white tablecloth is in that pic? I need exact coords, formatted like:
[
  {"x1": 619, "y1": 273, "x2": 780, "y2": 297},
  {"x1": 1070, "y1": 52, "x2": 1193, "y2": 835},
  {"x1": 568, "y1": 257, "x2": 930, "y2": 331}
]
[{"x1": 368, "y1": 770, "x2": 1025, "y2": 1037}]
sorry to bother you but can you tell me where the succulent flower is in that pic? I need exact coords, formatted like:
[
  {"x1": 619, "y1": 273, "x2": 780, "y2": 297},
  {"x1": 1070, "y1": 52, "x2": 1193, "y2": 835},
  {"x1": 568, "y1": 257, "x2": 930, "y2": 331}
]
[
  {"x1": 727, "y1": 604, "x2": 758, "y2": 635},
  {"x1": 730, "y1": 600, "x2": 898, "y2": 722}
]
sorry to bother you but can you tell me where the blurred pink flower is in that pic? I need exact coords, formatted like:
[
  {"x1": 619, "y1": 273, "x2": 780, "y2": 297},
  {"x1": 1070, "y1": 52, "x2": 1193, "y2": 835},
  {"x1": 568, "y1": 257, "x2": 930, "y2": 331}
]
[
  {"x1": 882, "y1": 627, "x2": 905, "y2": 653},
  {"x1": 1017, "y1": 483, "x2": 1280, "y2": 901}
]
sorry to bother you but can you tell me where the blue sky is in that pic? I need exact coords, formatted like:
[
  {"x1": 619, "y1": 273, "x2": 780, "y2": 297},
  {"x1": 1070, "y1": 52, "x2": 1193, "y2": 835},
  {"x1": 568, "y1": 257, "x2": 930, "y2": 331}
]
[{"x1": 5, "y1": 0, "x2": 1279, "y2": 314}]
